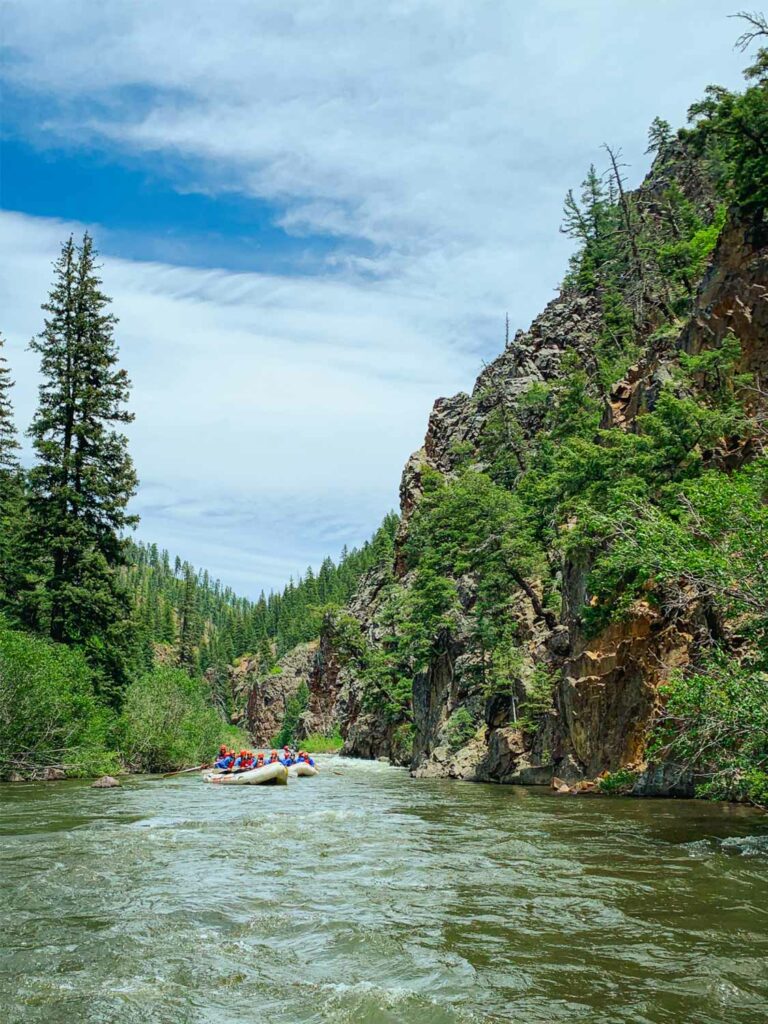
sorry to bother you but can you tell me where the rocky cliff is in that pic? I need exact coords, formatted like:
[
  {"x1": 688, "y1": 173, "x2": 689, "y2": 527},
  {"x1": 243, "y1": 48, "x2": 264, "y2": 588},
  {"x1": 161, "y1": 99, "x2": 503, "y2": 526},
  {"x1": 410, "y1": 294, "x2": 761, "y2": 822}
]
[{"x1": 238, "y1": 122, "x2": 767, "y2": 795}]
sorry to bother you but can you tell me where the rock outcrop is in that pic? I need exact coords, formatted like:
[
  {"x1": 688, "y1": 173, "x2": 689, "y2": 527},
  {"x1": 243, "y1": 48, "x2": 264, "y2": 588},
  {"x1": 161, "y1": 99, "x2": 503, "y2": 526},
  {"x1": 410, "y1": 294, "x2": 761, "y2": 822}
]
[
  {"x1": 238, "y1": 146, "x2": 766, "y2": 796},
  {"x1": 232, "y1": 643, "x2": 315, "y2": 744}
]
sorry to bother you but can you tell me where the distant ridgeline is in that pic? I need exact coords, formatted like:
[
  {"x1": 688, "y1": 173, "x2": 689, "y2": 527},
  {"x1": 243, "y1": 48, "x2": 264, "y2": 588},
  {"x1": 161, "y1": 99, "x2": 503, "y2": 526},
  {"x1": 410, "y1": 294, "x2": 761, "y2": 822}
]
[{"x1": 123, "y1": 513, "x2": 398, "y2": 680}]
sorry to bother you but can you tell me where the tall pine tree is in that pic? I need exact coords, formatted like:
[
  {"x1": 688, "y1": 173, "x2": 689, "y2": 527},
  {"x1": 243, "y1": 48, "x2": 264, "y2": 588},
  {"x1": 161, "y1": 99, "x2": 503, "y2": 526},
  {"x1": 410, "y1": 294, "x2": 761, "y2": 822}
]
[
  {"x1": 0, "y1": 334, "x2": 28, "y2": 617},
  {"x1": 27, "y1": 235, "x2": 138, "y2": 698},
  {"x1": 0, "y1": 334, "x2": 20, "y2": 474},
  {"x1": 178, "y1": 564, "x2": 199, "y2": 674}
]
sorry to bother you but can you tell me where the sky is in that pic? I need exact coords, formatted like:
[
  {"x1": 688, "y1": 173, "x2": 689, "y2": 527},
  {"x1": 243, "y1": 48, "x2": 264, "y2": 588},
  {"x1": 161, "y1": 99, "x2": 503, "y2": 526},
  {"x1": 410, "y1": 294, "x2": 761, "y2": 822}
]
[{"x1": 0, "y1": 0, "x2": 749, "y2": 597}]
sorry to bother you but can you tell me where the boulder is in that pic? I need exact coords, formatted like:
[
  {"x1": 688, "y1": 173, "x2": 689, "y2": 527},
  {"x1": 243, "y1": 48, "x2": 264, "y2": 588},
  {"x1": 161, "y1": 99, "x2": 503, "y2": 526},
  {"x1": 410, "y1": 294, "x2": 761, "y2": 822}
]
[
  {"x1": 43, "y1": 767, "x2": 66, "y2": 781},
  {"x1": 92, "y1": 775, "x2": 120, "y2": 789}
]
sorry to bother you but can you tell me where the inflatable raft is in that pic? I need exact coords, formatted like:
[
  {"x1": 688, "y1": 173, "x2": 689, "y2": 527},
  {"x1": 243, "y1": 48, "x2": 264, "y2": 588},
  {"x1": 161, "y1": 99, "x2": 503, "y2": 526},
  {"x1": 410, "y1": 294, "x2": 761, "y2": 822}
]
[
  {"x1": 288, "y1": 762, "x2": 319, "y2": 777},
  {"x1": 202, "y1": 762, "x2": 288, "y2": 786}
]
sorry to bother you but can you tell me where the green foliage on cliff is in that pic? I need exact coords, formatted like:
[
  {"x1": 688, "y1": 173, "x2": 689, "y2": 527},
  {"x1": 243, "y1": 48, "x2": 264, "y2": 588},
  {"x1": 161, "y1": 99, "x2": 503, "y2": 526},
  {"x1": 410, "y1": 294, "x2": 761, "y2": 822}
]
[
  {"x1": 443, "y1": 707, "x2": 477, "y2": 751},
  {"x1": 650, "y1": 658, "x2": 768, "y2": 807},
  {"x1": 683, "y1": 15, "x2": 768, "y2": 214},
  {"x1": 350, "y1": 29, "x2": 768, "y2": 795},
  {"x1": 583, "y1": 457, "x2": 768, "y2": 640}
]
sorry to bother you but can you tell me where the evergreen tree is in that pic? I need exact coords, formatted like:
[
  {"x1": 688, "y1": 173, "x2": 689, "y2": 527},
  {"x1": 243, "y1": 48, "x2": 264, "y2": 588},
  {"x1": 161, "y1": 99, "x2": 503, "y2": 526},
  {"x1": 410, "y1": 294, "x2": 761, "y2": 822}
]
[
  {"x1": 0, "y1": 334, "x2": 20, "y2": 474},
  {"x1": 178, "y1": 564, "x2": 199, "y2": 673},
  {"x1": 0, "y1": 335, "x2": 28, "y2": 618},
  {"x1": 26, "y1": 234, "x2": 138, "y2": 696}
]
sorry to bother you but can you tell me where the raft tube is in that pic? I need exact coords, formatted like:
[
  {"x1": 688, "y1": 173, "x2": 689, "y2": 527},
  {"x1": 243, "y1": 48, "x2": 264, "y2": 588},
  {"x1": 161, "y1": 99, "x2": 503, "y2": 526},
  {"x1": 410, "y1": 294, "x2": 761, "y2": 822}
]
[
  {"x1": 288, "y1": 762, "x2": 319, "y2": 777},
  {"x1": 202, "y1": 762, "x2": 289, "y2": 786}
]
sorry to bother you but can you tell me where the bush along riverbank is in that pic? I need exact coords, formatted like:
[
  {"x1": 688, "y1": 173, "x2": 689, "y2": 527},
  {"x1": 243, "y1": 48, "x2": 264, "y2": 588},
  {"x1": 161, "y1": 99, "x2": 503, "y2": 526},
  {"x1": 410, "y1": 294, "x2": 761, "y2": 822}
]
[{"x1": 0, "y1": 620, "x2": 248, "y2": 780}]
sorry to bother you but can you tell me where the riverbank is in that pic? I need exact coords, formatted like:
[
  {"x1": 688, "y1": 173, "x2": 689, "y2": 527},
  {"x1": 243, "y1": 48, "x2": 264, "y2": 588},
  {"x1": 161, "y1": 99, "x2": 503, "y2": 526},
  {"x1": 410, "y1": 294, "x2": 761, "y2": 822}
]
[{"x1": 4, "y1": 748, "x2": 766, "y2": 818}]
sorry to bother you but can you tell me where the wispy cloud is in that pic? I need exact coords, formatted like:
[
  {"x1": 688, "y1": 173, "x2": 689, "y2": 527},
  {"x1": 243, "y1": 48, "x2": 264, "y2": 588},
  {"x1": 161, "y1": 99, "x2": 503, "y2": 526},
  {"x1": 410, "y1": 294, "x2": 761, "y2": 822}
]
[
  {"x1": 0, "y1": 0, "x2": 747, "y2": 593},
  {"x1": 0, "y1": 209, "x2": 474, "y2": 592}
]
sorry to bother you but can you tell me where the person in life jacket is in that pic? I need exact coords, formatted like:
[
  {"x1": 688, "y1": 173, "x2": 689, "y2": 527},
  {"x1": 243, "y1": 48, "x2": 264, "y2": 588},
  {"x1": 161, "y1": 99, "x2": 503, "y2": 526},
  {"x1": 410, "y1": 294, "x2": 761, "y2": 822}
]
[
  {"x1": 280, "y1": 745, "x2": 295, "y2": 766},
  {"x1": 268, "y1": 749, "x2": 280, "y2": 764},
  {"x1": 297, "y1": 750, "x2": 315, "y2": 767},
  {"x1": 234, "y1": 749, "x2": 253, "y2": 771},
  {"x1": 214, "y1": 750, "x2": 235, "y2": 771},
  {"x1": 254, "y1": 752, "x2": 265, "y2": 769}
]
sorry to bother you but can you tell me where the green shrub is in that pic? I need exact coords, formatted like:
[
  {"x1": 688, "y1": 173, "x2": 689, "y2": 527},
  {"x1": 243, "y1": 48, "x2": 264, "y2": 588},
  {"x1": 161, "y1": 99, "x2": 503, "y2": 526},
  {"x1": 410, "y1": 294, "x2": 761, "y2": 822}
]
[
  {"x1": 519, "y1": 664, "x2": 558, "y2": 733},
  {"x1": 118, "y1": 666, "x2": 245, "y2": 772},
  {"x1": 390, "y1": 721, "x2": 414, "y2": 762},
  {"x1": 598, "y1": 768, "x2": 638, "y2": 795},
  {"x1": 272, "y1": 682, "x2": 310, "y2": 748},
  {"x1": 443, "y1": 707, "x2": 477, "y2": 751},
  {"x1": 649, "y1": 657, "x2": 768, "y2": 808},
  {"x1": 301, "y1": 727, "x2": 343, "y2": 753},
  {"x1": 0, "y1": 622, "x2": 117, "y2": 778}
]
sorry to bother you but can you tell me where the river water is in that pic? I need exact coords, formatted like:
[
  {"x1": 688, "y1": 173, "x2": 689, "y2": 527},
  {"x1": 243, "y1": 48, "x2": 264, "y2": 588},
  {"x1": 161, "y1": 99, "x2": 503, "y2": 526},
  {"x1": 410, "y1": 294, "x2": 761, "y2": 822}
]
[{"x1": 2, "y1": 758, "x2": 768, "y2": 1024}]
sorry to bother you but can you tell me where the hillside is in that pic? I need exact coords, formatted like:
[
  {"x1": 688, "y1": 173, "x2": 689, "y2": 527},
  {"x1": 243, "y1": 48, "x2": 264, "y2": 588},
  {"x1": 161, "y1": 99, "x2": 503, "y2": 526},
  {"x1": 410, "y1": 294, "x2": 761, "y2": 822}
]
[{"x1": 242, "y1": 36, "x2": 768, "y2": 804}]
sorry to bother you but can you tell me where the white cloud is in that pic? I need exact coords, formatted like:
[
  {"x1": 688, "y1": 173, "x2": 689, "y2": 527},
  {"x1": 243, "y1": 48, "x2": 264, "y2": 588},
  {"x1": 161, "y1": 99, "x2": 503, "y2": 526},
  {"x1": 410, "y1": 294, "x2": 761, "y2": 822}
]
[
  {"x1": 0, "y1": 209, "x2": 477, "y2": 592},
  {"x1": 0, "y1": 0, "x2": 750, "y2": 593}
]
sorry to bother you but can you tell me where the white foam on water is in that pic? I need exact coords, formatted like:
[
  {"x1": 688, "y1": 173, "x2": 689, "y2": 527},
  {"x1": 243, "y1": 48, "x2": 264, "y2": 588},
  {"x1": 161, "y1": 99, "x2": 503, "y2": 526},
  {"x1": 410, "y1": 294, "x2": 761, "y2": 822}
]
[{"x1": 720, "y1": 834, "x2": 768, "y2": 858}]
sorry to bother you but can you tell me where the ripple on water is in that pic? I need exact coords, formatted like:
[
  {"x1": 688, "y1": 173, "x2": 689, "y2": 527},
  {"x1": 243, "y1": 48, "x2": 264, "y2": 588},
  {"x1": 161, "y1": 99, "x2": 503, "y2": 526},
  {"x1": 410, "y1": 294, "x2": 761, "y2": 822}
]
[{"x1": 1, "y1": 760, "x2": 768, "y2": 1024}]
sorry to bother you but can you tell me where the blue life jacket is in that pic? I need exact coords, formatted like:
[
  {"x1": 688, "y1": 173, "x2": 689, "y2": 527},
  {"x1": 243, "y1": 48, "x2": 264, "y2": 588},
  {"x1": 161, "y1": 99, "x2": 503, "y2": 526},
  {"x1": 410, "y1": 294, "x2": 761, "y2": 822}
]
[
  {"x1": 215, "y1": 755, "x2": 233, "y2": 769},
  {"x1": 280, "y1": 757, "x2": 294, "y2": 766},
  {"x1": 298, "y1": 755, "x2": 315, "y2": 766}
]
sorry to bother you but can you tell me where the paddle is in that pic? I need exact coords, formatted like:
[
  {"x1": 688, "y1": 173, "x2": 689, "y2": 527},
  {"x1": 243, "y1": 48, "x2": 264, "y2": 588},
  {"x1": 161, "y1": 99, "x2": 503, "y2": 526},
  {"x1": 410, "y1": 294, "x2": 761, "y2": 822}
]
[{"x1": 161, "y1": 763, "x2": 209, "y2": 778}]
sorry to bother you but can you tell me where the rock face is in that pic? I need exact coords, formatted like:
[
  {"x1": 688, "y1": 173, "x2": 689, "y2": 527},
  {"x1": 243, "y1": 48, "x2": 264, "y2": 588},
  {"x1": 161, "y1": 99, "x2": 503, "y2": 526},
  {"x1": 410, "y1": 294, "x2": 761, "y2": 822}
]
[
  {"x1": 232, "y1": 643, "x2": 316, "y2": 744},
  {"x1": 238, "y1": 150, "x2": 767, "y2": 794}
]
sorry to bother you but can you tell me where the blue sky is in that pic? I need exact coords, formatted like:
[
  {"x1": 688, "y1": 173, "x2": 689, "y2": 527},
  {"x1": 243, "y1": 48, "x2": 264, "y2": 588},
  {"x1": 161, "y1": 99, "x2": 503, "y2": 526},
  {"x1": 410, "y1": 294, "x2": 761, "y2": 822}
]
[{"x1": 0, "y1": 0, "x2": 748, "y2": 597}]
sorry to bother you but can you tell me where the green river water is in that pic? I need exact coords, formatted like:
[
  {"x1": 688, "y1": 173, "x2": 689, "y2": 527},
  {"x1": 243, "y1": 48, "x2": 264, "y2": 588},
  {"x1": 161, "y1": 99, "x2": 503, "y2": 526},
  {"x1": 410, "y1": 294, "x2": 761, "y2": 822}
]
[{"x1": 2, "y1": 757, "x2": 768, "y2": 1024}]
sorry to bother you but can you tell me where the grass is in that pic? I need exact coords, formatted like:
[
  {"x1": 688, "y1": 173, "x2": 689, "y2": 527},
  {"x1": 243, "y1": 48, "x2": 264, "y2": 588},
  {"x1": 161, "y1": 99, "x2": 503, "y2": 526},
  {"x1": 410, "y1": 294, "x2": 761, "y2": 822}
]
[{"x1": 302, "y1": 728, "x2": 344, "y2": 753}]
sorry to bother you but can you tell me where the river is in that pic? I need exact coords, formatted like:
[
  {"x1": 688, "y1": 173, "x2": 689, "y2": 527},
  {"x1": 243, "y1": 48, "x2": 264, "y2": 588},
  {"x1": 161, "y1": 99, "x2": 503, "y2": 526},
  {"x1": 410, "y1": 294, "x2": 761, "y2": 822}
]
[{"x1": 2, "y1": 758, "x2": 768, "y2": 1023}]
